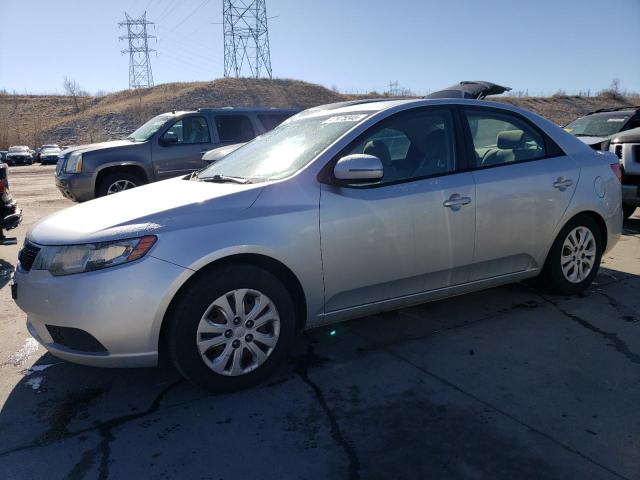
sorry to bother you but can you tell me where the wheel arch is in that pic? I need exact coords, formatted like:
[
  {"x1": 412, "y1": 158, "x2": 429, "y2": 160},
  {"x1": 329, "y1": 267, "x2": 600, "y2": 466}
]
[
  {"x1": 158, "y1": 253, "x2": 308, "y2": 364},
  {"x1": 94, "y1": 163, "x2": 149, "y2": 196}
]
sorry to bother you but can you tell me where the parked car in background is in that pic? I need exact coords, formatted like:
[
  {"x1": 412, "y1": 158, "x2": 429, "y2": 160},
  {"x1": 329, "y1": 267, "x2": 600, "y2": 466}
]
[
  {"x1": 425, "y1": 80, "x2": 512, "y2": 99},
  {"x1": 564, "y1": 106, "x2": 640, "y2": 148},
  {"x1": 36, "y1": 144, "x2": 60, "y2": 163},
  {"x1": 55, "y1": 108, "x2": 300, "y2": 202},
  {"x1": 38, "y1": 146, "x2": 62, "y2": 165},
  {"x1": 0, "y1": 151, "x2": 7, "y2": 162},
  {"x1": 5, "y1": 146, "x2": 34, "y2": 166},
  {"x1": 607, "y1": 126, "x2": 640, "y2": 218},
  {"x1": 15, "y1": 98, "x2": 621, "y2": 391},
  {"x1": 0, "y1": 162, "x2": 22, "y2": 243}
]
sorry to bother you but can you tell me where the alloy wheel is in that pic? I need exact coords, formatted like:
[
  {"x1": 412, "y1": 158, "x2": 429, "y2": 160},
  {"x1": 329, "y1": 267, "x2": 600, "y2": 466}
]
[
  {"x1": 106, "y1": 179, "x2": 137, "y2": 194},
  {"x1": 196, "y1": 289, "x2": 280, "y2": 376},
  {"x1": 560, "y1": 226, "x2": 596, "y2": 283}
]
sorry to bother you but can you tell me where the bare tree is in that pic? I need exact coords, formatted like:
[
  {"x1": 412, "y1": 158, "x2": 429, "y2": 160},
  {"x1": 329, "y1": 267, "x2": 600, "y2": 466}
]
[{"x1": 63, "y1": 76, "x2": 89, "y2": 112}]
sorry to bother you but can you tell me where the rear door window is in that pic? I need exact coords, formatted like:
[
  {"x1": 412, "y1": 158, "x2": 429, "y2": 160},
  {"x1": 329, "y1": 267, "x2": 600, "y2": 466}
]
[
  {"x1": 464, "y1": 110, "x2": 546, "y2": 167},
  {"x1": 215, "y1": 115, "x2": 255, "y2": 143}
]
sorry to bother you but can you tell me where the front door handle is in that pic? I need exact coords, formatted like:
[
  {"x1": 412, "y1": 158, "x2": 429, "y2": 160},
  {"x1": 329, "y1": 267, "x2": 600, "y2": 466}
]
[
  {"x1": 443, "y1": 193, "x2": 471, "y2": 211},
  {"x1": 553, "y1": 177, "x2": 573, "y2": 191}
]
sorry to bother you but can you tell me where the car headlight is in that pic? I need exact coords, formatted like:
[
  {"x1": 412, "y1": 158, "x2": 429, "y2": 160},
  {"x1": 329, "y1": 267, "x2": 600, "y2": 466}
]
[
  {"x1": 32, "y1": 236, "x2": 157, "y2": 276},
  {"x1": 65, "y1": 153, "x2": 83, "y2": 173}
]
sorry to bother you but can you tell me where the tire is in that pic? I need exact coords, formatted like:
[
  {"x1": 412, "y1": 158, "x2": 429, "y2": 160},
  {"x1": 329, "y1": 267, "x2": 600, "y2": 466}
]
[
  {"x1": 167, "y1": 265, "x2": 296, "y2": 392},
  {"x1": 96, "y1": 171, "x2": 145, "y2": 197},
  {"x1": 623, "y1": 204, "x2": 636, "y2": 220},
  {"x1": 539, "y1": 214, "x2": 603, "y2": 295}
]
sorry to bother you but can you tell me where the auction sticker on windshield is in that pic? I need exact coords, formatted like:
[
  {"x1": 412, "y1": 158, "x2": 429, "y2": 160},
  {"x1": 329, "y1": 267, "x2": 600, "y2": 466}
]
[{"x1": 322, "y1": 114, "x2": 368, "y2": 124}]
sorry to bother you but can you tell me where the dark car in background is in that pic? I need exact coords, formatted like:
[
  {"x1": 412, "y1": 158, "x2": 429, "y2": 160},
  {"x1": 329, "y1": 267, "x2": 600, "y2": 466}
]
[
  {"x1": 0, "y1": 151, "x2": 7, "y2": 162},
  {"x1": 564, "y1": 106, "x2": 640, "y2": 147},
  {"x1": 5, "y1": 146, "x2": 34, "y2": 166},
  {"x1": 38, "y1": 145, "x2": 62, "y2": 165},
  {"x1": 55, "y1": 107, "x2": 299, "y2": 202}
]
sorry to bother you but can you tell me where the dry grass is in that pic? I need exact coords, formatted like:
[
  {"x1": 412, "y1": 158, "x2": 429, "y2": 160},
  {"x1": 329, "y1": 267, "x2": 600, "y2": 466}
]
[{"x1": 1, "y1": 78, "x2": 638, "y2": 148}]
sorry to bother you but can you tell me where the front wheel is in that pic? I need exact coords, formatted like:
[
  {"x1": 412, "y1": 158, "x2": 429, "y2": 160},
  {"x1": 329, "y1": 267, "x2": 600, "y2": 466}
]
[
  {"x1": 96, "y1": 171, "x2": 145, "y2": 197},
  {"x1": 167, "y1": 265, "x2": 296, "y2": 392},
  {"x1": 539, "y1": 215, "x2": 603, "y2": 295}
]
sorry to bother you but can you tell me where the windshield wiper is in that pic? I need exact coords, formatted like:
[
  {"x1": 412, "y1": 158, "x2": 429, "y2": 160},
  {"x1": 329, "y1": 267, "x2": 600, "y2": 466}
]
[
  {"x1": 126, "y1": 136, "x2": 137, "y2": 142},
  {"x1": 200, "y1": 174, "x2": 252, "y2": 184}
]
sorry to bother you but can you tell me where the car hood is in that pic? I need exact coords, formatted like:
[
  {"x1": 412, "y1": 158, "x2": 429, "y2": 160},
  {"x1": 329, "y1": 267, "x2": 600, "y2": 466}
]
[
  {"x1": 611, "y1": 126, "x2": 640, "y2": 144},
  {"x1": 61, "y1": 140, "x2": 133, "y2": 156},
  {"x1": 202, "y1": 143, "x2": 246, "y2": 163},
  {"x1": 28, "y1": 177, "x2": 264, "y2": 245},
  {"x1": 574, "y1": 135, "x2": 608, "y2": 146},
  {"x1": 7, "y1": 151, "x2": 30, "y2": 156}
]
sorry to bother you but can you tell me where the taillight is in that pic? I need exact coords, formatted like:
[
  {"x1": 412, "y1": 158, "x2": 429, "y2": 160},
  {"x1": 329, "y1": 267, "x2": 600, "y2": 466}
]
[
  {"x1": 0, "y1": 181, "x2": 5, "y2": 193},
  {"x1": 610, "y1": 163, "x2": 622, "y2": 182}
]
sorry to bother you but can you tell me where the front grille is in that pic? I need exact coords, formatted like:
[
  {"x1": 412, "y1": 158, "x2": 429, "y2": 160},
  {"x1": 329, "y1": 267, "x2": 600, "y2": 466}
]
[
  {"x1": 614, "y1": 145, "x2": 623, "y2": 159},
  {"x1": 46, "y1": 325, "x2": 108, "y2": 353},
  {"x1": 18, "y1": 241, "x2": 40, "y2": 271}
]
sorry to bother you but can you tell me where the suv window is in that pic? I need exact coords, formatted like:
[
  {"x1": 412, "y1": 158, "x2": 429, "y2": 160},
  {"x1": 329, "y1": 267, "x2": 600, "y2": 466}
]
[
  {"x1": 464, "y1": 110, "x2": 546, "y2": 167},
  {"x1": 162, "y1": 116, "x2": 210, "y2": 144},
  {"x1": 343, "y1": 108, "x2": 457, "y2": 185},
  {"x1": 257, "y1": 113, "x2": 292, "y2": 131},
  {"x1": 215, "y1": 115, "x2": 255, "y2": 143}
]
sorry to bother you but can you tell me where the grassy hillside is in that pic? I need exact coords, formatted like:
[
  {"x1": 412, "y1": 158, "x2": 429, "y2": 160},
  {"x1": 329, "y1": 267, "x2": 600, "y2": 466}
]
[{"x1": 0, "y1": 77, "x2": 638, "y2": 149}]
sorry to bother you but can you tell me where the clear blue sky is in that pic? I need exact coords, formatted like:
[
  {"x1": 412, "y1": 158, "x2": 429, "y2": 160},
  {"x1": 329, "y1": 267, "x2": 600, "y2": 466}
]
[{"x1": 1, "y1": 0, "x2": 639, "y2": 95}]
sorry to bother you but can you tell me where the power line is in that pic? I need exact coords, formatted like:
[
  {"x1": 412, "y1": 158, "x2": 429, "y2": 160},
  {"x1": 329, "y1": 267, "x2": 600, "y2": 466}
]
[
  {"x1": 118, "y1": 11, "x2": 157, "y2": 89},
  {"x1": 223, "y1": 0, "x2": 272, "y2": 79}
]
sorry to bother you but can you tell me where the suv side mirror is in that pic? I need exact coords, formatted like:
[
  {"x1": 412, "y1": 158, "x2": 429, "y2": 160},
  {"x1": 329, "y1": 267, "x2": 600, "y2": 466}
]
[
  {"x1": 161, "y1": 132, "x2": 179, "y2": 145},
  {"x1": 334, "y1": 154, "x2": 384, "y2": 183}
]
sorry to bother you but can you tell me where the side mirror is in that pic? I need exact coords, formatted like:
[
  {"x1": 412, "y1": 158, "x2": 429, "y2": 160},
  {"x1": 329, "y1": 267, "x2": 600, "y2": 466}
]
[
  {"x1": 333, "y1": 154, "x2": 384, "y2": 183},
  {"x1": 161, "y1": 132, "x2": 178, "y2": 145}
]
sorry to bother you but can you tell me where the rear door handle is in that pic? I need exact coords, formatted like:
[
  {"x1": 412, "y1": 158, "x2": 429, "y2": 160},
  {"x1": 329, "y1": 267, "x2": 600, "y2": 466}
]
[
  {"x1": 443, "y1": 193, "x2": 471, "y2": 210},
  {"x1": 553, "y1": 177, "x2": 573, "y2": 190}
]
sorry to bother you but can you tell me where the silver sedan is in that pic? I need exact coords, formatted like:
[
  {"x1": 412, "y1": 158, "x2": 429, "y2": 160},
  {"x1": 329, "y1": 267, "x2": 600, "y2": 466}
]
[{"x1": 13, "y1": 98, "x2": 622, "y2": 391}]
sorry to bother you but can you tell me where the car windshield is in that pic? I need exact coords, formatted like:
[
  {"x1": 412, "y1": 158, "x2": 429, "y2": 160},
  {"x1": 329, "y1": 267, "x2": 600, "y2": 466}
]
[
  {"x1": 565, "y1": 113, "x2": 632, "y2": 137},
  {"x1": 128, "y1": 114, "x2": 174, "y2": 142},
  {"x1": 8, "y1": 146, "x2": 28, "y2": 152},
  {"x1": 41, "y1": 148, "x2": 60, "y2": 154},
  {"x1": 198, "y1": 111, "x2": 371, "y2": 182}
]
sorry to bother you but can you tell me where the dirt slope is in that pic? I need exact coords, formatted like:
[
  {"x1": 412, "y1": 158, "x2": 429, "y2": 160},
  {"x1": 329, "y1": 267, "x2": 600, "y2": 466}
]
[{"x1": 0, "y1": 78, "x2": 637, "y2": 148}]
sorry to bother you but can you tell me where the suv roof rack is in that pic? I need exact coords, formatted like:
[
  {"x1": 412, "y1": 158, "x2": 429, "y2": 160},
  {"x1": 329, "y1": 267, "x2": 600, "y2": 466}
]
[{"x1": 586, "y1": 105, "x2": 640, "y2": 115}]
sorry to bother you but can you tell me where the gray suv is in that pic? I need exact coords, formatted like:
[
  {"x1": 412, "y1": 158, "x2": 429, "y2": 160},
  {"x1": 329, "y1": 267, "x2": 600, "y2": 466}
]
[{"x1": 55, "y1": 108, "x2": 299, "y2": 202}]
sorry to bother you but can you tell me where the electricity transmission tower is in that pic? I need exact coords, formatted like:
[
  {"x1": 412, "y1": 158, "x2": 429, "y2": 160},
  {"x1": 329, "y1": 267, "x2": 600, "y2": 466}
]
[
  {"x1": 223, "y1": 0, "x2": 272, "y2": 79},
  {"x1": 118, "y1": 12, "x2": 156, "y2": 89}
]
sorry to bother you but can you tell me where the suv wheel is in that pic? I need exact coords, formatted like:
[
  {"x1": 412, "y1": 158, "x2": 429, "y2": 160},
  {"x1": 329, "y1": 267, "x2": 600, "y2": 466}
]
[
  {"x1": 167, "y1": 265, "x2": 296, "y2": 392},
  {"x1": 539, "y1": 214, "x2": 603, "y2": 295},
  {"x1": 623, "y1": 204, "x2": 636, "y2": 219},
  {"x1": 97, "y1": 171, "x2": 145, "y2": 197}
]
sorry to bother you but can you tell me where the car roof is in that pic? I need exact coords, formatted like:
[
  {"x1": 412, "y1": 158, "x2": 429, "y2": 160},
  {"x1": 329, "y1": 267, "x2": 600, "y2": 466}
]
[
  {"x1": 196, "y1": 107, "x2": 301, "y2": 114},
  {"x1": 584, "y1": 106, "x2": 640, "y2": 116}
]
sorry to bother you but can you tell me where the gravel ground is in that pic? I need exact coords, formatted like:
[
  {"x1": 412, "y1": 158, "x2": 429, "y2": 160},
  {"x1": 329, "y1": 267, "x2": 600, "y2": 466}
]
[{"x1": 1, "y1": 165, "x2": 639, "y2": 480}]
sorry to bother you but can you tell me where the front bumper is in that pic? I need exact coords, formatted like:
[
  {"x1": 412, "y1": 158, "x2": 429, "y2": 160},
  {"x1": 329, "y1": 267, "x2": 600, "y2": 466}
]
[
  {"x1": 622, "y1": 184, "x2": 640, "y2": 207},
  {"x1": 13, "y1": 254, "x2": 190, "y2": 368},
  {"x1": 55, "y1": 172, "x2": 95, "y2": 202}
]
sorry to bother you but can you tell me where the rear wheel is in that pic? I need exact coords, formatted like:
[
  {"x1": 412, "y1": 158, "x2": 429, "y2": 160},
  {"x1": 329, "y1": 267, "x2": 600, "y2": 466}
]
[
  {"x1": 623, "y1": 204, "x2": 636, "y2": 219},
  {"x1": 539, "y1": 215, "x2": 603, "y2": 295},
  {"x1": 96, "y1": 171, "x2": 145, "y2": 197},
  {"x1": 167, "y1": 265, "x2": 296, "y2": 392}
]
